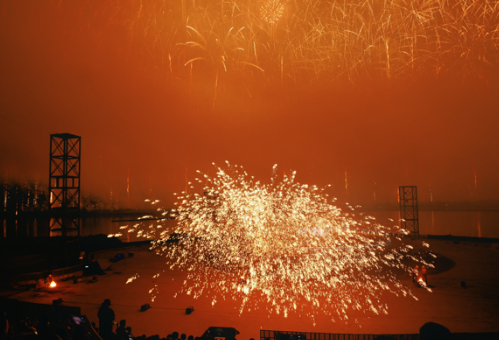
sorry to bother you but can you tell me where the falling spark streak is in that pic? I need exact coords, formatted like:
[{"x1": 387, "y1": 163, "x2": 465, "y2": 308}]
[
  {"x1": 129, "y1": 163, "x2": 428, "y2": 320},
  {"x1": 474, "y1": 164, "x2": 478, "y2": 190},
  {"x1": 431, "y1": 211, "x2": 435, "y2": 233},
  {"x1": 344, "y1": 167, "x2": 348, "y2": 197}
]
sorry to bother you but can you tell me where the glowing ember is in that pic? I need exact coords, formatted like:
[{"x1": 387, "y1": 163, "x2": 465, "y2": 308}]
[
  {"x1": 135, "y1": 163, "x2": 428, "y2": 320},
  {"x1": 49, "y1": 281, "x2": 57, "y2": 288}
]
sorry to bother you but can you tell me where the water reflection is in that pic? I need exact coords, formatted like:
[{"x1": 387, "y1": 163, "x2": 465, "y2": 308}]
[
  {"x1": 0, "y1": 211, "x2": 498, "y2": 239},
  {"x1": 367, "y1": 210, "x2": 498, "y2": 238}
]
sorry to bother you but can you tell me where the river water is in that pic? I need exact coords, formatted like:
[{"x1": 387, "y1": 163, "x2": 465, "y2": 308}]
[{"x1": 1, "y1": 210, "x2": 498, "y2": 240}]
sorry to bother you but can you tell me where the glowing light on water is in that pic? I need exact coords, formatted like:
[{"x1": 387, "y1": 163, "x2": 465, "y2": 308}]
[{"x1": 129, "y1": 163, "x2": 433, "y2": 320}]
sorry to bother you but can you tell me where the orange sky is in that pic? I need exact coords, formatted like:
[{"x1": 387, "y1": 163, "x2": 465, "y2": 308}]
[{"x1": 1, "y1": 1, "x2": 499, "y2": 208}]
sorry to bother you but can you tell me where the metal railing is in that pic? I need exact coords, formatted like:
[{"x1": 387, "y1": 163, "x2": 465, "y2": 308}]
[
  {"x1": 1, "y1": 298, "x2": 81, "y2": 318},
  {"x1": 260, "y1": 330, "x2": 499, "y2": 340}
]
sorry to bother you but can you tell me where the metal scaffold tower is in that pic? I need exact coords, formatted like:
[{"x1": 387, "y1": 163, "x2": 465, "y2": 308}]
[
  {"x1": 49, "y1": 133, "x2": 81, "y2": 237},
  {"x1": 399, "y1": 186, "x2": 419, "y2": 238}
]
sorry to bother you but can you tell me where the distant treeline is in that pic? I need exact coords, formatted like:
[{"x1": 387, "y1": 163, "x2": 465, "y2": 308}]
[{"x1": 0, "y1": 181, "x2": 112, "y2": 215}]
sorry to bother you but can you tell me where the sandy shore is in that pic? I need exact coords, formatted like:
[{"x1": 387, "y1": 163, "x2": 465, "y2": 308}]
[{"x1": 4, "y1": 239, "x2": 499, "y2": 339}]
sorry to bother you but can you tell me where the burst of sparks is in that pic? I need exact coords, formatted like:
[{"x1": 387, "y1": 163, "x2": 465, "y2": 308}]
[
  {"x1": 131, "y1": 163, "x2": 430, "y2": 320},
  {"x1": 261, "y1": 0, "x2": 285, "y2": 25}
]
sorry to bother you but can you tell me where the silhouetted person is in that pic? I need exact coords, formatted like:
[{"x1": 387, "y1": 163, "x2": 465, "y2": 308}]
[
  {"x1": 0, "y1": 311, "x2": 8, "y2": 340},
  {"x1": 91, "y1": 321, "x2": 99, "y2": 334},
  {"x1": 180, "y1": 334, "x2": 186, "y2": 340},
  {"x1": 171, "y1": 332, "x2": 179, "y2": 340},
  {"x1": 421, "y1": 265, "x2": 428, "y2": 285},
  {"x1": 187, "y1": 336, "x2": 194, "y2": 340},
  {"x1": 116, "y1": 320, "x2": 126, "y2": 334},
  {"x1": 98, "y1": 299, "x2": 115, "y2": 340},
  {"x1": 420, "y1": 322, "x2": 452, "y2": 340},
  {"x1": 90, "y1": 259, "x2": 106, "y2": 275},
  {"x1": 115, "y1": 320, "x2": 128, "y2": 340}
]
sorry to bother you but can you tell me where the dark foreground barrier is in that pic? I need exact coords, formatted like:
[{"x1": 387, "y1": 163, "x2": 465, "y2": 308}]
[
  {"x1": 1, "y1": 297, "x2": 81, "y2": 319},
  {"x1": 2, "y1": 298, "x2": 102, "y2": 340},
  {"x1": 78, "y1": 315, "x2": 104, "y2": 340},
  {"x1": 261, "y1": 330, "x2": 499, "y2": 340}
]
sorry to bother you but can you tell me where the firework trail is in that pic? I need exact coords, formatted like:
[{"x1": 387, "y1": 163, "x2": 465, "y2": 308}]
[{"x1": 127, "y1": 162, "x2": 434, "y2": 320}]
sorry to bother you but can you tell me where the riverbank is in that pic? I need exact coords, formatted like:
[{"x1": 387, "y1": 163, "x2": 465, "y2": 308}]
[
  {"x1": 2, "y1": 233, "x2": 496, "y2": 279},
  {"x1": 2, "y1": 237, "x2": 499, "y2": 338},
  {"x1": 0, "y1": 234, "x2": 152, "y2": 279}
]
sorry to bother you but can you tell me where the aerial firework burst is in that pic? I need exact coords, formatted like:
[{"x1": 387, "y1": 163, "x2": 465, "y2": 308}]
[
  {"x1": 29, "y1": 0, "x2": 498, "y2": 103},
  {"x1": 261, "y1": 0, "x2": 285, "y2": 24},
  {"x1": 118, "y1": 0, "x2": 499, "y2": 91},
  {"x1": 127, "y1": 163, "x2": 434, "y2": 321}
]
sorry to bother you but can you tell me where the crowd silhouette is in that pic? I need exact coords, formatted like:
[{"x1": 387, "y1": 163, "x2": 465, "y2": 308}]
[
  {"x1": 0, "y1": 306, "x2": 94, "y2": 340},
  {"x1": 0, "y1": 300, "x2": 225, "y2": 340},
  {"x1": 1, "y1": 299, "x2": 457, "y2": 340}
]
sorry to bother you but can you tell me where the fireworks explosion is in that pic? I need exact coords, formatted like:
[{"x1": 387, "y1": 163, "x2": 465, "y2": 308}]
[
  {"x1": 120, "y1": 0, "x2": 499, "y2": 89},
  {"x1": 36, "y1": 0, "x2": 499, "y2": 97},
  {"x1": 126, "y1": 163, "x2": 434, "y2": 321}
]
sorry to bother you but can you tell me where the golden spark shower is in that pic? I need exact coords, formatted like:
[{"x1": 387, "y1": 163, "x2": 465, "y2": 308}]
[{"x1": 125, "y1": 163, "x2": 434, "y2": 320}]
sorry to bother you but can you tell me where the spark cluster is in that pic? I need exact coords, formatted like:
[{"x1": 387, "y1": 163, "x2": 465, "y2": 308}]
[{"x1": 135, "y1": 163, "x2": 432, "y2": 320}]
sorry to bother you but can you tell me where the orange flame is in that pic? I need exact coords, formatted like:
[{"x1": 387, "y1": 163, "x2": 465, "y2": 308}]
[{"x1": 49, "y1": 281, "x2": 57, "y2": 288}]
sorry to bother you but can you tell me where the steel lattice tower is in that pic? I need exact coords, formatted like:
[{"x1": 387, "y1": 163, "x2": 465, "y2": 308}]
[
  {"x1": 399, "y1": 186, "x2": 419, "y2": 238},
  {"x1": 49, "y1": 133, "x2": 81, "y2": 237}
]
